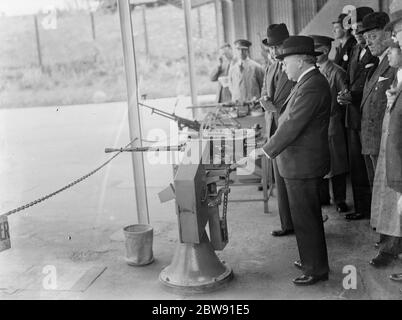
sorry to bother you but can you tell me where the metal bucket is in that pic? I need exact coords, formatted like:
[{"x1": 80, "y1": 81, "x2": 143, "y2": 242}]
[{"x1": 123, "y1": 224, "x2": 154, "y2": 266}]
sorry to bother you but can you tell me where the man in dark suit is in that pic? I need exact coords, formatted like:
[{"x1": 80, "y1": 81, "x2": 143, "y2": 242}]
[
  {"x1": 260, "y1": 23, "x2": 295, "y2": 237},
  {"x1": 210, "y1": 43, "x2": 234, "y2": 103},
  {"x1": 249, "y1": 36, "x2": 331, "y2": 286},
  {"x1": 337, "y1": 7, "x2": 379, "y2": 220},
  {"x1": 333, "y1": 13, "x2": 357, "y2": 71},
  {"x1": 358, "y1": 12, "x2": 396, "y2": 196},
  {"x1": 311, "y1": 35, "x2": 349, "y2": 213}
]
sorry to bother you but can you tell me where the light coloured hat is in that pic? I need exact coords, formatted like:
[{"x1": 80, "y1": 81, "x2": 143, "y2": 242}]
[{"x1": 385, "y1": 0, "x2": 402, "y2": 31}]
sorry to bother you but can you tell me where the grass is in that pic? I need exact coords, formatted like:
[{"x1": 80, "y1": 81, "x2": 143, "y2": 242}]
[{"x1": 0, "y1": 4, "x2": 220, "y2": 108}]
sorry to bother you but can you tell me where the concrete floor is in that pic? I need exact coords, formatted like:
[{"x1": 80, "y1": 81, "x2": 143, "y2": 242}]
[{"x1": 0, "y1": 98, "x2": 401, "y2": 300}]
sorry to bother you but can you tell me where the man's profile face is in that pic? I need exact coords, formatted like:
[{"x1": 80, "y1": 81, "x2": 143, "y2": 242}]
[
  {"x1": 316, "y1": 46, "x2": 329, "y2": 64},
  {"x1": 333, "y1": 23, "x2": 346, "y2": 40},
  {"x1": 352, "y1": 22, "x2": 365, "y2": 45},
  {"x1": 268, "y1": 44, "x2": 283, "y2": 60},
  {"x1": 220, "y1": 46, "x2": 233, "y2": 61},
  {"x1": 364, "y1": 29, "x2": 388, "y2": 56},
  {"x1": 282, "y1": 55, "x2": 300, "y2": 81},
  {"x1": 387, "y1": 47, "x2": 402, "y2": 68}
]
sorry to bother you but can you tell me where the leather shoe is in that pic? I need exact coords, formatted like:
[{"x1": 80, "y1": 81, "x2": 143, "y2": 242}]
[
  {"x1": 374, "y1": 242, "x2": 380, "y2": 249},
  {"x1": 293, "y1": 273, "x2": 328, "y2": 286},
  {"x1": 322, "y1": 214, "x2": 329, "y2": 223},
  {"x1": 336, "y1": 202, "x2": 348, "y2": 213},
  {"x1": 369, "y1": 252, "x2": 395, "y2": 268},
  {"x1": 345, "y1": 212, "x2": 366, "y2": 220},
  {"x1": 271, "y1": 229, "x2": 294, "y2": 237},
  {"x1": 390, "y1": 273, "x2": 402, "y2": 282},
  {"x1": 294, "y1": 260, "x2": 303, "y2": 270}
]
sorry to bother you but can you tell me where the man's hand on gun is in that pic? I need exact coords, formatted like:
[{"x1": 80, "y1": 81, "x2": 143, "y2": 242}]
[
  {"x1": 337, "y1": 89, "x2": 352, "y2": 105},
  {"x1": 230, "y1": 148, "x2": 266, "y2": 170}
]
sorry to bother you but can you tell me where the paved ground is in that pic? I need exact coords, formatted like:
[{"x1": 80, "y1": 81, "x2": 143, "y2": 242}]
[{"x1": 0, "y1": 98, "x2": 401, "y2": 300}]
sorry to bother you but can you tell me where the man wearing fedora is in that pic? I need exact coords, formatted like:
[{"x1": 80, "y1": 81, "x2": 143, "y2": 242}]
[
  {"x1": 228, "y1": 39, "x2": 264, "y2": 116},
  {"x1": 260, "y1": 23, "x2": 295, "y2": 237},
  {"x1": 248, "y1": 36, "x2": 331, "y2": 285},
  {"x1": 311, "y1": 35, "x2": 349, "y2": 214},
  {"x1": 356, "y1": 12, "x2": 396, "y2": 220},
  {"x1": 337, "y1": 6, "x2": 377, "y2": 221},
  {"x1": 333, "y1": 13, "x2": 357, "y2": 71}
]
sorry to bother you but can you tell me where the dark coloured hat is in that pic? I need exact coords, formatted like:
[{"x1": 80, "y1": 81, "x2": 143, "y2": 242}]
[
  {"x1": 276, "y1": 36, "x2": 323, "y2": 60},
  {"x1": 355, "y1": 7, "x2": 374, "y2": 22},
  {"x1": 262, "y1": 23, "x2": 290, "y2": 46},
  {"x1": 332, "y1": 13, "x2": 348, "y2": 25},
  {"x1": 310, "y1": 35, "x2": 334, "y2": 48},
  {"x1": 357, "y1": 12, "x2": 390, "y2": 34},
  {"x1": 234, "y1": 39, "x2": 252, "y2": 49},
  {"x1": 385, "y1": 0, "x2": 402, "y2": 32}
]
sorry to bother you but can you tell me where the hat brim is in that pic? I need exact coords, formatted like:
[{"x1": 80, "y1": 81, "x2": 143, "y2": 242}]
[
  {"x1": 356, "y1": 26, "x2": 379, "y2": 34},
  {"x1": 385, "y1": 17, "x2": 402, "y2": 33},
  {"x1": 262, "y1": 38, "x2": 285, "y2": 47},
  {"x1": 276, "y1": 50, "x2": 323, "y2": 60}
]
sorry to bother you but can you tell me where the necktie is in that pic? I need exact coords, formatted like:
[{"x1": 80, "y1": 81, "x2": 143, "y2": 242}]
[{"x1": 239, "y1": 62, "x2": 244, "y2": 72}]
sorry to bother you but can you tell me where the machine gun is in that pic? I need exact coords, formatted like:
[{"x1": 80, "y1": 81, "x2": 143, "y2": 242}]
[
  {"x1": 186, "y1": 100, "x2": 260, "y2": 110},
  {"x1": 139, "y1": 102, "x2": 201, "y2": 132},
  {"x1": 106, "y1": 130, "x2": 259, "y2": 293}
]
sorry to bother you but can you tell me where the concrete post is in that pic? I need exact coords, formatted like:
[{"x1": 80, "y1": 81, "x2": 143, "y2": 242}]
[{"x1": 117, "y1": 0, "x2": 150, "y2": 224}]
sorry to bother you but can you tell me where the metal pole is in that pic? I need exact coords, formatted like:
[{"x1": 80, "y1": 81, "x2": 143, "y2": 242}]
[
  {"x1": 182, "y1": 0, "x2": 198, "y2": 106},
  {"x1": 90, "y1": 12, "x2": 96, "y2": 40},
  {"x1": 141, "y1": 5, "x2": 150, "y2": 58},
  {"x1": 240, "y1": 0, "x2": 247, "y2": 39},
  {"x1": 214, "y1": 0, "x2": 223, "y2": 47},
  {"x1": 117, "y1": 0, "x2": 150, "y2": 224},
  {"x1": 34, "y1": 15, "x2": 43, "y2": 69}
]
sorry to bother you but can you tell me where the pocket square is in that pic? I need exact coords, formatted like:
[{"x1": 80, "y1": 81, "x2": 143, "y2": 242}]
[
  {"x1": 378, "y1": 76, "x2": 389, "y2": 82},
  {"x1": 365, "y1": 63, "x2": 375, "y2": 69}
]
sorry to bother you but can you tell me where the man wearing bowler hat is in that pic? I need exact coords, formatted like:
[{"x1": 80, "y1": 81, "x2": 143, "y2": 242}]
[
  {"x1": 337, "y1": 6, "x2": 377, "y2": 221},
  {"x1": 248, "y1": 36, "x2": 331, "y2": 285},
  {"x1": 228, "y1": 39, "x2": 265, "y2": 116},
  {"x1": 311, "y1": 35, "x2": 349, "y2": 213},
  {"x1": 333, "y1": 13, "x2": 357, "y2": 71},
  {"x1": 260, "y1": 23, "x2": 295, "y2": 237},
  {"x1": 356, "y1": 12, "x2": 396, "y2": 219}
]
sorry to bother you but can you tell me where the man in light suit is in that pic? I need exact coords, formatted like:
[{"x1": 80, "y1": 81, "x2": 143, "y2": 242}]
[
  {"x1": 229, "y1": 39, "x2": 265, "y2": 116},
  {"x1": 260, "y1": 23, "x2": 295, "y2": 237},
  {"x1": 358, "y1": 12, "x2": 396, "y2": 209},
  {"x1": 249, "y1": 36, "x2": 331, "y2": 286}
]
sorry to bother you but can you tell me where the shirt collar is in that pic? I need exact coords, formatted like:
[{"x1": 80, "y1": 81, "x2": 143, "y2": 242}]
[
  {"x1": 297, "y1": 66, "x2": 316, "y2": 83},
  {"x1": 378, "y1": 50, "x2": 388, "y2": 64}
]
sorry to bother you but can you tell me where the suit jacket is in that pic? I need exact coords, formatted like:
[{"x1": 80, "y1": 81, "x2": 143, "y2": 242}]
[
  {"x1": 344, "y1": 45, "x2": 379, "y2": 130},
  {"x1": 386, "y1": 84, "x2": 402, "y2": 193},
  {"x1": 334, "y1": 36, "x2": 357, "y2": 71},
  {"x1": 360, "y1": 56, "x2": 397, "y2": 155},
  {"x1": 263, "y1": 68, "x2": 331, "y2": 179},
  {"x1": 319, "y1": 60, "x2": 348, "y2": 176},
  {"x1": 229, "y1": 58, "x2": 265, "y2": 102},
  {"x1": 261, "y1": 61, "x2": 295, "y2": 137},
  {"x1": 210, "y1": 61, "x2": 232, "y2": 103}
]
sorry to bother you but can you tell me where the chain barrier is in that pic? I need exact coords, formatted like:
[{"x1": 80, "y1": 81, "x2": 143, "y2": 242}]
[{"x1": 3, "y1": 138, "x2": 139, "y2": 217}]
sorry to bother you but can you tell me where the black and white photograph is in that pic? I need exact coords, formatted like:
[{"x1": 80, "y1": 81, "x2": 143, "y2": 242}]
[{"x1": 0, "y1": 0, "x2": 402, "y2": 305}]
